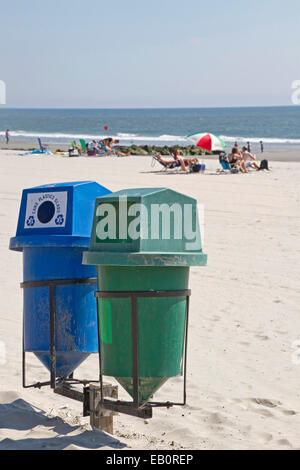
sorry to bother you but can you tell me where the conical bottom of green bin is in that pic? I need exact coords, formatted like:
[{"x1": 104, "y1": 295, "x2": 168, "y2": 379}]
[{"x1": 116, "y1": 377, "x2": 168, "y2": 403}]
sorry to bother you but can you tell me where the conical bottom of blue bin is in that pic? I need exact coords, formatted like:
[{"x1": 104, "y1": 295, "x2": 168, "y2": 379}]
[{"x1": 34, "y1": 351, "x2": 91, "y2": 378}]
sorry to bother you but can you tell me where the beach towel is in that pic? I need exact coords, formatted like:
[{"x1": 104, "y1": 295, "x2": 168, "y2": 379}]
[{"x1": 19, "y1": 149, "x2": 52, "y2": 156}]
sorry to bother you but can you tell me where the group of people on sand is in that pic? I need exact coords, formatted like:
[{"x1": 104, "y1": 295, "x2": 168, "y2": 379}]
[
  {"x1": 157, "y1": 144, "x2": 265, "y2": 173},
  {"x1": 88, "y1": 138, "x2": 130, "y2": 157},
  {"x1": 228, "y1": 145, "x2": 260, "y2": 173}
]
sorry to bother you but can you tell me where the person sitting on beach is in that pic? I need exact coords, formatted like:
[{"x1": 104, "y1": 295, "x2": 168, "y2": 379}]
[
  {"x1": 228, "y1": 146, "x2": 248, "y2": 173},
  {"x1": 88, "y1": 140, "x2": 103, "y2": 155},
  {"x1": 72, "y1": 140, "x2": 82, "y2": 155},
  {"x1": 112, "y1": 139, "x2": 131, "y2": 156},
  {"x1": 101, "y1": 138, "x2": 130, "y2": 157},
  {"x1": 241, "y1": 146, "x2": 260, "y2": 170}
]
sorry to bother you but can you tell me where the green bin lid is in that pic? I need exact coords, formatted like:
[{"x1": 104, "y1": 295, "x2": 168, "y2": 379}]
[{"x1": 83, "y1": 188, "x2": 207, "y2": 267}]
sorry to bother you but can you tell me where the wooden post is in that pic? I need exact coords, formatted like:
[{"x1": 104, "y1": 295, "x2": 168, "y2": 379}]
[
  {"x1": 54, "y1": 381, "x2": 118, "y2": 434},
  {"x1": 89, "y1": 383, "x2": 118, "y2": 434}
]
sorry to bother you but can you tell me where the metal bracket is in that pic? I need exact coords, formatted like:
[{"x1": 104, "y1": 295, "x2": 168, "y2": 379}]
[
  {"x1": 54, "y1": 382, "x2": 119, "y2": 421},
  {"x1": 21, "y1": 277, "x2": 97, "y2": 390},
  {"x1": 95, "y1": 289, "x2": 191, "y2": 418}
]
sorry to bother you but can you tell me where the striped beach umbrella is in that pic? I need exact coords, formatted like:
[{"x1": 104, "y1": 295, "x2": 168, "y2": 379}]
[{"x1": 186, "y1": 132, "x2": 226, "y2": 152}]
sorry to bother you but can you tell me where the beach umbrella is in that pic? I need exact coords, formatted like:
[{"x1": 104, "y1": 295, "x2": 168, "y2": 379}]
[{"x1": 186, "y1": 132, "x2": 226, "y2": 152}]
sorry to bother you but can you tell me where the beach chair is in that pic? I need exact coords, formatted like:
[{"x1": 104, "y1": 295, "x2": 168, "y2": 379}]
[
  {"x1": 218, "y1": 153, "x2": 239, "y2": 174},
  {"x1": 151, "y1": 154, "x2": 181, "y2": 171},
  {"x1": 71, "y1": 140, "x2": 81, "y2": 155},
  {"x1": 79, "y1": 139, "x2": 87, "y2": 154},
  {"x1": 38, "y1": 138, "x2": 49, "y2": 153}
]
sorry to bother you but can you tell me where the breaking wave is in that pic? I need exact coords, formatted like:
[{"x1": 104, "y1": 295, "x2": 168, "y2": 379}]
[{"x1": 1, "y1": 131, "x2": 300, "y2": 145}]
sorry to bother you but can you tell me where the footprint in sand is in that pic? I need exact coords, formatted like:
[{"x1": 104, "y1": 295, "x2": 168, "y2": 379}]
[
  {"x1": 280, "y1": 409, "x2": 297, "y2": 416},
  {"x1": 251, "y1": 398, "x2": 282, "y2": 408},
  {"x1": 277, "y1": 439, "x2": 292, "y2": 447},
  {"x1": 257, "y1": 432, "x2": 273, "y2": 444},
  {"x1": 255, "y1": 335, "x2": 270, "y2": 341},
  {"x1": 212, "y1": 316, "x2": 221, "y2": 322},
  {"x1": 255, "y1": 408, "x2": 274, "y2": 418}
]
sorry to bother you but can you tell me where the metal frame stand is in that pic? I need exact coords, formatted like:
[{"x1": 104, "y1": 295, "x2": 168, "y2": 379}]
[
  {"x1": 95, "y1": 289, "x2": 191, "y2": 419},
  {"x1": 20, "y1": 276, "x2": 119, "y2": 433},
  {"x1": 21, "y1": 277, "x2": 98, "y2": 390}
]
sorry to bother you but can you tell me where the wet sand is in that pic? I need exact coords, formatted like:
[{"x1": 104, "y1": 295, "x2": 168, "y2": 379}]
[{"x1": 0, "y1": 139, "x2": 300, "y2": 162}]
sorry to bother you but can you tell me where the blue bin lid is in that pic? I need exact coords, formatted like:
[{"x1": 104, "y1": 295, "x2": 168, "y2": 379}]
[{"x1": 10, "y1": 181, "x2": 111, "y2": 251}]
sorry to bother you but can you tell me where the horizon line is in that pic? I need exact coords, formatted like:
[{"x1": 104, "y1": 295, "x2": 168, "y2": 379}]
[{"x1": 0, "y1": 104, "x2": 297, "y2": 111}]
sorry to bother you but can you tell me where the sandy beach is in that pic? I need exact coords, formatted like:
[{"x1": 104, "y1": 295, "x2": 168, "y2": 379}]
[{"x1": 0, "y1": 148, "x2": 300, "y2": 450}]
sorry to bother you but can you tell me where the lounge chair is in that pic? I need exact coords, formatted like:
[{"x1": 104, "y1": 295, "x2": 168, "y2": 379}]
[
  {"x1": 38, "y1": 138, "x2": 49, "y2": 153},
  {"x1": 79, "y1": 139, "x2": 87, "y2": 154},
  {"x1": 71, "y1": 140, "x2": 82, "y2": 155},
  {"x1": 151, "y1": 154, "x2": 182, "y2": 171},
  {"x1": 152, "y1": 154, "x2": 205, "y2": 173},
  {"x1": 218, "y1": 153, "x2": 239, "y2": 174}
]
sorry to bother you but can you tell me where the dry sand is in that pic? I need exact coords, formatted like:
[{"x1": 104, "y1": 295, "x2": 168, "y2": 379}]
[{"x1": 0, "y1": 149, "x2": 300, "y2": 450}]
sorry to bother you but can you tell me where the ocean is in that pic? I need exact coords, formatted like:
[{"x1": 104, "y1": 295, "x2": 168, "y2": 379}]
[{"x1": 0, "y1": 106, "x2": 299, "y2": 149}]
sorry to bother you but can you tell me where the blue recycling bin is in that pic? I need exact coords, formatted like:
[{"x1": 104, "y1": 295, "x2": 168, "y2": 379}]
[{"x1": 9, "y1": 181, "x2": 111, "y2": 379}]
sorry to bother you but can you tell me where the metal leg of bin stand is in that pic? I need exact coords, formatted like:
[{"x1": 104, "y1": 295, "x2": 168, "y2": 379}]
[
  {"x1": 95, "y1": 290, "x2": 191, "y2": 419},
  {"x1": 183, "y1": 294, "x2": 190, "y2": 406},
  {"x1": 131, "y1": 295, "x2": 139, "y2": 407},
  {"x1": 96, "y1": 296, "x2": 104, "y2": 404},
  {"x1": 20, "y1": 276, "x2": 119, "y2": 429}
]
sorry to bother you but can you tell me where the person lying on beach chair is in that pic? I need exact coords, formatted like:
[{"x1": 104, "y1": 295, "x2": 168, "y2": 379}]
[
  {"x1": 154, "y1": 150, "x2": 201, "y2": 172},
  {"x1": 172, "y1": 149, "x2": 202, "y2": 171},
  {"x1": 153, "y1": 153, "x2": 185, "y2": 171}
]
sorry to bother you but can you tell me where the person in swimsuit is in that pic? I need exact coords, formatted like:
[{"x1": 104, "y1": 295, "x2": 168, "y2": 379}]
[
  {"x1": 156, "y1": 153, "x2": 188, "y2": 171},
  {"x1": 5, "y1": 129, "x2": 10, "y2": 144},
  {"x1": 157, "y1": 149, "x2": 200, "y2": 172},
  {"x1": 101, "y1": 138, "x2": 130, "y2": 156},
  {"x1": 172, "y1": 149, "x2": 200, "y2": 168},
  {"x1": 228, "y1": 146, "x2": 248, "y2": 173},
  {"x1": 241, "y1": 146, "x2": 260, "y2": 170}
]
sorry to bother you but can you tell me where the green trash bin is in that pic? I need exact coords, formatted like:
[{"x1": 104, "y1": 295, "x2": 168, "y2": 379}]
[{"x1": 83, "y1": 188, "x2": 207, "y2": 408}]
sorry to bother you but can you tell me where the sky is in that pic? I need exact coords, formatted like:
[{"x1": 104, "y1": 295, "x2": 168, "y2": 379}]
[{"x1": 0, "y1": 0, "x2": 299, "y2": 108}]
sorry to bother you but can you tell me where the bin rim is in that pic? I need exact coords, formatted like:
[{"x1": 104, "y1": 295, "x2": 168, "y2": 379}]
[
  {"x1": 9, "y1": 235, "x2": 90, "y2": 252},
  {"x1": 82, "y1": 250, "x2": 207, "y2": 267}
]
